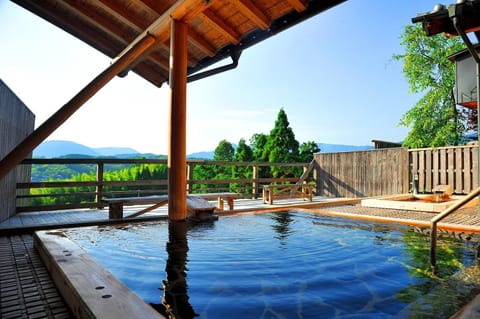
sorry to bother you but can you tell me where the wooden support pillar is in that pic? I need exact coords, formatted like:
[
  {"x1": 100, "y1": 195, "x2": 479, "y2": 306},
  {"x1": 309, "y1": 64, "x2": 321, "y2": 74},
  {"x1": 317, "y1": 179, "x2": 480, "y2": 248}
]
[
  {"x1": 168, "y1": 19, "x2": 188, "y2": 221},
  {"x1": 0, "y1": 35, "x2": 156, "y2": 181}
]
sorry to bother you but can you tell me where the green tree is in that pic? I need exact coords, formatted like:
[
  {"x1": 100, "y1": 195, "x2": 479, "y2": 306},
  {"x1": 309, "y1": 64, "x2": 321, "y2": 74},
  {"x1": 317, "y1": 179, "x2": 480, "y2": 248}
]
[
  {"x1": 264, "y1": 108, "x2": 300, "y2": 177},
  {"x1": 298, "y1": 141, "x2": 320, "y2": 162},
  {"x1": 213, "y1": 139, "x2": 235, "y2": 161},
  {"x1": 250, "y1": 133, "x2": 269, "y2": 161},
  {"x1": 393, "y1": 24, "x2": 466, "y2": 148},
  {"x1": 232, "y1": 138, "x2": 253, "y2": 194},
  {"x1": 233, "y1": 138, "x2": 253, "y2": 162}
]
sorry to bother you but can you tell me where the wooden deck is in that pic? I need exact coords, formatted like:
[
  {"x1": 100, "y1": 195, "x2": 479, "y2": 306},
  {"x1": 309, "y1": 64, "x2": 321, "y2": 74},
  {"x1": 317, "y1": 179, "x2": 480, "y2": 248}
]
[{"x1": 2, "y1": 196, "x2": 480, "y2": 319}]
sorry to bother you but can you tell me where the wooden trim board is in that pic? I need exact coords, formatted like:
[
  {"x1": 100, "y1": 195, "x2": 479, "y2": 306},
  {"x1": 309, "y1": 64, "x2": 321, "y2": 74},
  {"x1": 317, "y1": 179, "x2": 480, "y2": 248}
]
[
  {"x1": 34, "y1": 230, "x2": 165, "y2": 319},
  {"x1": 361, "y1": 194, "x2": 465, "y2": 212}
]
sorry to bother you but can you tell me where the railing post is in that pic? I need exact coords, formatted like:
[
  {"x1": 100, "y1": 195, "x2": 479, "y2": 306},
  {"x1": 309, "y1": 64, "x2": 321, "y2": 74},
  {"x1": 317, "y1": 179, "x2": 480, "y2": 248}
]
[
  {"x1": 187, "y1": 162, "x2": 194, "y2": 194},
  {"x1": 430, "y1": 221, "x2": 438, "y2": 274},
  {"x1": 429, "y1": 187, "x2": 480, "y2": 274},
  {"x1": 252, "y1": 165, "x2": 258, "y2": 199},
  {"x1": 96, "y1": 161, "x2": 104, "y2": 208}
]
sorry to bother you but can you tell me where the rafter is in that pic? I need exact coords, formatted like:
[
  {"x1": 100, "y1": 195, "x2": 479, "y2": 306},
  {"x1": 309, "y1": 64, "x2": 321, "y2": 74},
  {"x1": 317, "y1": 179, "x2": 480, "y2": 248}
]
[
  {"x1": 97, "y1": 0, "x2": 157, "y2": 30},
  {"x1": 200, "y1": 10, "x2": 241, "y2": 45},
  {"x1": 234, "y1": 0, "x2": 270, "y2": 30},
  {"x1": 188, "y1": 29, "x2": 216, "y2": 57},
  {"x1": 286, "y1": 0, "x2": 308, "y2": 12},
  {"x1": 63, "y1": 0, "x2": 133, "y2": 47}
]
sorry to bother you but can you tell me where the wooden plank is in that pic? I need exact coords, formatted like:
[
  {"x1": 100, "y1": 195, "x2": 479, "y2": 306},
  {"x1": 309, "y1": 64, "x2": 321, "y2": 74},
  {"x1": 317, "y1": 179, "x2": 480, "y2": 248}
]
[
  {"x1": 464, "y1": 147, "x2": 472, "y2": 194},
  {"x1": 456, "y1": 148, "x2": 463, "y2": 194},
  {"x1": 200, "y1": 10, "x2": 241, "y2": 45},
  {"x1": 187, "y1": 28, "x2": 216, "y2": 57},
  {"x1": 234, "y1": 0, "x2": 270, "y2": 30},
  {"x1": 419, "y1": 150, "x2": 426, "y2": 193},
  {"x1": 34, "y1": 231, "x2": 165, "y2": 319},
  {"x1": 286, "y1": 0, "x2": 307, "y2": 12},
  {"x1": 425, "y1": 149, "x2": 432, "y2": 192},
  {"x1": 433, "y1": 148, "x2": 439, "y2": 188},
  {"x1": 126, "y1": 199, "x2": 169, "y2": 218},
  {"x1": 440, "y1": 148, "x2": 447, "y2": 184},
  {"x1": 473, "y1": 146, "x2": 479, "y2": 189},
  {"x1": 361, "y1": 195, "x2": 465, "y2": 213},
  {"x1": 448, "y1": 147, "x2": 455, "y2": 190}
]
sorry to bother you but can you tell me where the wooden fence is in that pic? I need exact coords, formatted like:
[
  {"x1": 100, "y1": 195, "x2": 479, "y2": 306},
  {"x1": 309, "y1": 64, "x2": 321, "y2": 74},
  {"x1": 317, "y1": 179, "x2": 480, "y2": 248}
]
[
  {"x1": 314, "y1": 148, "x2": 410, "y2": 198},
  {"x1": 314, "y1": 145, "x2": 479, "y2": 198},
  {"x1": 0, "y1": 80, "x2": 35, "y2": 222},
  {"x1": 16, "y1": 158, "x2": 312, "y2": 212},
  {"x1": 410, "y1": 145, "x2": 478, "y2": 195},
  {"x1": 13, "y1": 145, "x2": 480, "y2": 212}
]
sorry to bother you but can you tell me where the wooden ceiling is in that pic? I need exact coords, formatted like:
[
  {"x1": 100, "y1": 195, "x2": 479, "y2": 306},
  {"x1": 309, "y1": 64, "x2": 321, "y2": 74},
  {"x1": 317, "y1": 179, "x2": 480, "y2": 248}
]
[{"x1": 12, "y1": 0, "x2": 346, "y2": 87}]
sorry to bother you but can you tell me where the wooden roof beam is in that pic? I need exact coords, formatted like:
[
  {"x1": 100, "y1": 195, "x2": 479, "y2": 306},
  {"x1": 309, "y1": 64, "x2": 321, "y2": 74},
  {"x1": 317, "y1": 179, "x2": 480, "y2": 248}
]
[
  {"x1": 286, "y1": 0, "x2": 308, "y2": 12},
  {"x1": 63, "y1": 0, "x2": 171, "y2": 73},
  {"x1": 188, "y1": 29, "x2": 216, "y2": 57},
  {"x1": 235, "y1": 0, "x2": 270, "y2": 30},
  {"x1": 97, "y1": 0, "x2": 156, "y2": 30},
  {"x1": 62, "y1": 0, "x2": 134, "y2": 46},
  {"x1": 114, "y1": 0, "x2": 211, "y2": 64},
  {"x1": 200, "y1": 10, "x2": 241, "y2": 45}
]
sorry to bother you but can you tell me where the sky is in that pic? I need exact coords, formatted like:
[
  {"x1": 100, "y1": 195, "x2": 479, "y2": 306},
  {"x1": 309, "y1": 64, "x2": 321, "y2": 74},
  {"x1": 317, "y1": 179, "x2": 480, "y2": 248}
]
[{"x1": 0, "y1": 0, "x2": 446, "y2": 154}]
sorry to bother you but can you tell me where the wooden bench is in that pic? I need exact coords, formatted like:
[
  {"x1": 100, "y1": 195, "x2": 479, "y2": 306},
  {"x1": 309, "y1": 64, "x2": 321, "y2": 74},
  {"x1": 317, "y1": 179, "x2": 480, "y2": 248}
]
[
  {"x1": 103, "y1": 192, "x2": 238, "y2": 219},
  {"x1": 262, "y1": 184, "x2": 314, "y2": 205}
]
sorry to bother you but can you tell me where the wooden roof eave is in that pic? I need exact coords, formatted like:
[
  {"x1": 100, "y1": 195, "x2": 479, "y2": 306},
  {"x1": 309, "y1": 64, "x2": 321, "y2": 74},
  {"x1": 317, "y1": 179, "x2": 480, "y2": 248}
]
[{"x1": 187, "y1": 0, "x2": 348, "y2": 80}]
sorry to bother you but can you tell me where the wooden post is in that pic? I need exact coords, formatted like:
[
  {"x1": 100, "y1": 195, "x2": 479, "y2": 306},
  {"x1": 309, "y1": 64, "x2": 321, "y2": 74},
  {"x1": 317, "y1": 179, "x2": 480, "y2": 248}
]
[
  {"x1": 252, "y1": 165, "x2": 258, "y2": 199},
  {"x1": 186, "y1": 162, "x2": 194, "y2": 194},
  {"x1": 168, "y1": 19, "x2": 188, "y2": 221},
  {"x1": 96, "y1": 161, "x2": 104, "y2": 208}
]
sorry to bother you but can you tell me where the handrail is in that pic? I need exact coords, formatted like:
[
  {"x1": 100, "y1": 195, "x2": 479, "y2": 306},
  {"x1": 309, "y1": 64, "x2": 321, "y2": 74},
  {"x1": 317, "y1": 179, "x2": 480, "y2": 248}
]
[
  {"x1": 430, "y1": 187, "x2": 480, "y2": 274},
  {"x1": 15, "y1": 158, "x2": 313, "y2": 212}
]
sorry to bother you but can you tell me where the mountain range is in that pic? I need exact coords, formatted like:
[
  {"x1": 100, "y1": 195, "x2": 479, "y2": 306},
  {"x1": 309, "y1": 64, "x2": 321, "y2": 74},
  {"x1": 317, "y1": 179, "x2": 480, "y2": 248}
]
[{"x1": 33, "y1": 140, "x2": 374, "y2": 159}]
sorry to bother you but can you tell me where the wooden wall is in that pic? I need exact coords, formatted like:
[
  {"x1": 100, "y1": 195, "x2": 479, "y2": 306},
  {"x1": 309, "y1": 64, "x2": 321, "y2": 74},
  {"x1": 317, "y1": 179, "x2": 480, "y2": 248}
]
[
  {"x1": 314, "y1": 148, "x2": 409, "y2": 198},
  {"x1": 0, "y1": 79, "x2": 35, "y2": 222},
  {"x1": 410, "y1": 145, "x2": 478, "y2": 195}
]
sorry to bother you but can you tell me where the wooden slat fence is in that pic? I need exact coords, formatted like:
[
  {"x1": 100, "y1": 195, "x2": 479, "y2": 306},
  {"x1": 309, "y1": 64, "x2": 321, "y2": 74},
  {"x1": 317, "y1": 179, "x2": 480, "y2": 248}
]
[
  {"x1": 410, "y1": 145, "x2": 478, "y2": 195},
  {"x1": 0, "y1": 80, "x2": 35, "y2": 222},
  {"x1": 314, "y1": 148, "x2": 409, "y2": 198}
]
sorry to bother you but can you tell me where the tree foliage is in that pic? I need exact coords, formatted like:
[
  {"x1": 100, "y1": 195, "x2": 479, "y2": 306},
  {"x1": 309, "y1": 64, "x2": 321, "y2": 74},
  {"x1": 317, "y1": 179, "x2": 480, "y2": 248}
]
[
  {"x1": 264, "y1": 108, "x2": 299, "y2": 164},
  {"x1": 213, "y1": 139, "x2": 235, "y2": 161},
  {"x1": 299, "y1": 141, "x2": 320, "y2": 162},
  {"x1": 250, "y1": 133, "x2": 269, "y2": 162},
  {"x1": 393, "y1": 24, "x2": 467, "y2": 148}
]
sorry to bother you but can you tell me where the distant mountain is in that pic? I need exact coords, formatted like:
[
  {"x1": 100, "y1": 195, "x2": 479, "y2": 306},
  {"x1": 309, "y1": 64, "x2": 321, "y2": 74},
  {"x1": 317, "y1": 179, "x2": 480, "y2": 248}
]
[
  {"x1": 93, "y1": 147, "x2": 139, "y2": 156},
  {"x1": 33, "y1": 140, "x2": 374, "y2": 159},
  {"x1": 187, "y1": 151, "x2": 214, "y2": 159},
  {"x1": 34, "y1": 140, "x2": 99, "y2": 157},
  {"x1": 34, "y1": 140, "x2": 142, "y2": 158}
]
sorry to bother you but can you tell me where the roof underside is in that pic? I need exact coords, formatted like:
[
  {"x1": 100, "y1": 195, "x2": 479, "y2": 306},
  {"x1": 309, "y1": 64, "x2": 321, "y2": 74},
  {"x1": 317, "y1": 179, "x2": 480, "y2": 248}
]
[{"x1": 12, "y1": 0, "x2": 346, "y2": 87}]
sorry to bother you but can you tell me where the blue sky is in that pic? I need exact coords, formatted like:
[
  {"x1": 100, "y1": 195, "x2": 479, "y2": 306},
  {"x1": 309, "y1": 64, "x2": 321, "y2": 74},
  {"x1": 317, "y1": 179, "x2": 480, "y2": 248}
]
[{"x1": 0, "y1": 0, "x2": 444, "y2": 154}]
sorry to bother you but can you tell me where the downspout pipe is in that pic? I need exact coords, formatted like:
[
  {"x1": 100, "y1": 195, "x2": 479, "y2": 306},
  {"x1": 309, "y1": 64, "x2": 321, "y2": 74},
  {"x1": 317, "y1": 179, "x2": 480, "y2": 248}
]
[
  {"x1": 187, "y1": 50, "x2": 242, "y2": 83},
  {"x1": 451, "y1": 12, "x2": 480, "y2": 220}
]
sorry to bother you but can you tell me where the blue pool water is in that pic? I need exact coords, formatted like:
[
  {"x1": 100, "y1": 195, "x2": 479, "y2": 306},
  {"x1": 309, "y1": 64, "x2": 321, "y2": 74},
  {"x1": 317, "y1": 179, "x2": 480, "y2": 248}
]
[{"x1": 66, "y1": 211, "x2": 480, "y2": 318}]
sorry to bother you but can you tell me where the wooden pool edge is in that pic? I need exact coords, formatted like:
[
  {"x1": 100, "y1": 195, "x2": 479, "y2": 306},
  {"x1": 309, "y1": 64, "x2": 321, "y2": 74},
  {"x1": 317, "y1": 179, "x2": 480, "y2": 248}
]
[
  {"x1": 34, "y1": 230, "x2": 166, "y2": 319},
  {"x1": 361, "y1": 194, "x2": 466, "y2": 213}
]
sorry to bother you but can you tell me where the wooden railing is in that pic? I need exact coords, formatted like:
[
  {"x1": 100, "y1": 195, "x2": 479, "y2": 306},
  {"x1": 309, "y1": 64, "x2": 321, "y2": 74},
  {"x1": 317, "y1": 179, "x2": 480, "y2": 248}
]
[{"x1": 16, "y1": 158, "x2": 313, "y2": 212}]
